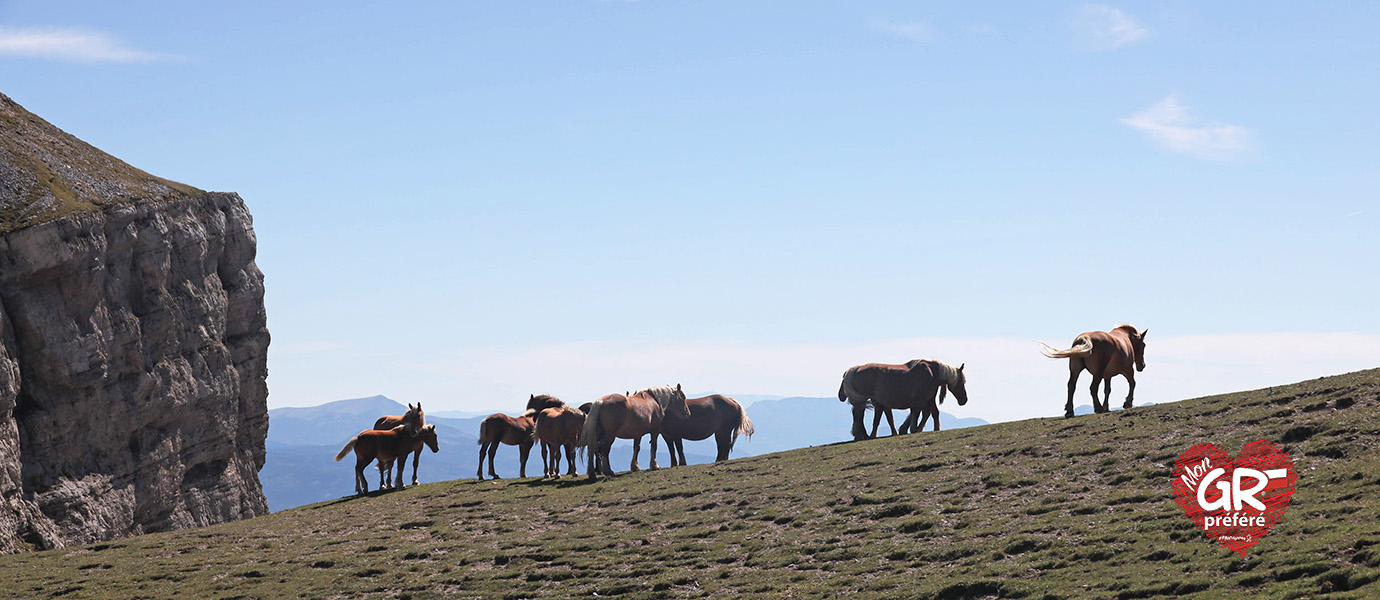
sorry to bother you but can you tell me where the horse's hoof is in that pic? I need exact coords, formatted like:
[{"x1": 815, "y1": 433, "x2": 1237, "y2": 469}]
[{"x1": 1063, "y1": 412, "x2": 1074, "y2": 419}]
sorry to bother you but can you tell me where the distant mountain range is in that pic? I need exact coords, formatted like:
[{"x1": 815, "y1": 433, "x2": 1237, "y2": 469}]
[{"x1": 261, "y1": 395, "x2": 988, "y2": 511}]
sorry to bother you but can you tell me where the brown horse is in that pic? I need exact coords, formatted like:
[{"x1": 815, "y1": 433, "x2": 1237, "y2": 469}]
[
  {"x1": 522, "y1": 394, "x2": 567, "y2": 417},
  {"x1": 839, "y1": 359, "x2": 968, "y2": 441},
  {"x1": 577, "y1": 384, "x2": 689, "y2": 478},
  {"x1": 334, "y1": 424, "x2": 439, "y2": 495},
  {"x1": 1042, "y1": 324, "x2": 1147, "y2": 418},
  {"x1": 534, "y1": 405, "x2": 586, "y2": 478},
  {"x1": 374, "y1": 402, "x2": 425, "y2": 437},
  {"x1": 476, "y1": 412, "x2": 535, "y2": 479},
  {"x1": 660, "y1": 394, "x2": 754, "y2": 466}
]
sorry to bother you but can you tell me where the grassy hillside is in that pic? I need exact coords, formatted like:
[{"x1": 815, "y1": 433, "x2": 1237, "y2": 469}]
[
  {"x1": 2, "y1": 369, "x2": 1377, "y2": 599},
  {"x1": 0, "y1": 92, "x2": 204, "y2": 233}
]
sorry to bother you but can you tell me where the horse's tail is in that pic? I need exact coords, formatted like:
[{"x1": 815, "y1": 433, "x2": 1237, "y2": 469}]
[
  {"x1": 1041, "y1": 336, "x2": 1094, "y2": 359},
  {"x1": 477, "y1": 416, "x2": 495, "y2": 446},
  {"x1": 838, "y1": 365, "x2": 862, "y2": 403},
  {"x1": 734, "y1": 402, "x2": 755, "y2": 445},
  {"x1": 334, "y1": 435, "x2": 359, "y2": 462},
  {"x1": 576, "y1": 400, "x2": 603, "y2": 460}
]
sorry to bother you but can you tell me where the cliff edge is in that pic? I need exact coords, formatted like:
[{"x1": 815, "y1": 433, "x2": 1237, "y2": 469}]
[{"x1": 0, "y1": 93, "x2": 269, "y2": 552}]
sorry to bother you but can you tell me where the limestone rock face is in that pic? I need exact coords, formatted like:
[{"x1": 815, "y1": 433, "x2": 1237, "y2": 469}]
[{"x1": 0, "y1": 93, "x2": 269, "y2": 553}]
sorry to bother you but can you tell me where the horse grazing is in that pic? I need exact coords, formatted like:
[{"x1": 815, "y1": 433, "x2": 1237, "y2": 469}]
[
  {"x1": 534, "y1": 404, "x2": 586, "y2": 478},
  {"x1": 477, "y1": 412, "x2": 536, "y2": 479},
  {"x1": 334, "y1": 424, "x2": 439, "y2": 495},
  {"x1": 577, "y1": 384, "x2": 689, "y2": 479},
  {"x1": 839, "y1": 359, "x2": 968, "y2": 441},
  {"x1": 375, "y1": 402, "x2": 425, "y2": 437},
  {"x1": 1042, "y1": 324, "x2": 1147, "y2": 418},
  {"x1": 660, "y1": 394, "x2": 755, "y2": 466}
]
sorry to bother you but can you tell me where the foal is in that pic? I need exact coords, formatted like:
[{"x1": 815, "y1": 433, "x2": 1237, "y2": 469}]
[{"x1": 334, "y1": 424, "x2": 439, "y2": 495}]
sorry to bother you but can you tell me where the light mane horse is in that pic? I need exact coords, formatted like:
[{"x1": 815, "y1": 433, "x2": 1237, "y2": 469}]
[
  {"x1": 838, "y1": 359, "x2": 968, "y2": 441},
  {"x1": 374, "y1": 402, "x2": 425, "y2": 437},
  {"x1": 1041, "y1": 324, "x2": 1147, "y2": 418},
  {"x1": 577, "y1": 384, "x2": 689, "y2": 478}
]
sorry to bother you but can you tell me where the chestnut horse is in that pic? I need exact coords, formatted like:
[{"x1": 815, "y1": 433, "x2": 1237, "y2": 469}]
[
  {"x1": 375, "y1": 402, "x2": 425, "y2": 437},
  {"x1": 476, "y1": 412, "x2": 535, "y2": 479},
  {"x1": 522, "y1": 394, "x2": 567, "y2": 417},
  {"x1": 534, "y1": 404, "x2": 586, "y2": 478},
  {"x1": 660, "y1": 394, "x2": 755, "y2": 466},
  {"x1": 334, "y1": 424, "x2": 439, "y2": 495},
  {"x1": 839, "y1": 359, "x2": 968, "y2": 441},
  {"x1": 1042, "y1": 324, "x2": 1147, "y2": 418},
  {"x1": 577, "y1": 384, "x2": 689, "y2": 478}
]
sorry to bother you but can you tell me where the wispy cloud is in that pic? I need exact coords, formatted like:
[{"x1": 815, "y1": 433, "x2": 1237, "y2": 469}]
[
  {"x1": 1122, "y1": 96, "x2": 1255, "y2": 160},
  {"x1": 872, "y1": 19, "x2": 938, "y2": 44},
  {"x1": 0, "y1": 26, "x2": 183, "y2": 63},
  {"x1": 1073, "y1": 4, "x2": 1148, "y2": 50}
]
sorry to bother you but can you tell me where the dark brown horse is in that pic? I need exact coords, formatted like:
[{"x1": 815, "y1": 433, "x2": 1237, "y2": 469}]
[
  {"x1": 476, "y1": 412, "x2": 535, "y2": 479},
  {"x1": 374, "y1": 402, "x2": 425, "y2": 437},
  {"x1": 1042, "y1": 324, "x2": 1147, "y2": 418},
  {"x1": 334, "y1": 424, "x2": 439, "y2": 495},
  {"x1": 577, "y1": 384, "x2": 689, "y2": 478},
  {"x1": 660, "y1": 395, "x2": 754, "y2": 466},
  {"x1": 838, "y1": 359, "x2": 968, "y2": 441},
  {"x1": 534, "y1": 405, "x2": 586, "y2": 478}
]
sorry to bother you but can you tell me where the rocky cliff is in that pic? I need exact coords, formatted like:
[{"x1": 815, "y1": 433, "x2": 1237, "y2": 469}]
[{"x1": 0, "y1": 93, "x2": 269, "y2": 553}]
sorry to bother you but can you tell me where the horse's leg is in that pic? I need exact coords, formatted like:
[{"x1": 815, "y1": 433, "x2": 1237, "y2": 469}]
[
  {"x1": 476, "y1": 443, "x2": 487, "y2": 480},
  {"x1": 396, "y1": 456, "x2": 407, "y2": 488},
  {"x1": 1124, "y1": 373, "x2": 1136, "y2": 409},
  {"x1": 564, "y1": 443, "x2": 578, "y2": 476},
  {"x1": 649, "y1": 433, "x2": 660, "y2": 470},
  {"x1": 1087, "y1": 376, "x2": 1101, "y2": 413},
  {"x1": 587, "y1": 441, "x2": 598, "y2": 479},
  {"x1": 1064, "y1": 363, "x2": 1081, "y2": 418},
  {"x1": 932, "y1": 406, "x2": 941, "y2": 432},
  {"x1": 355, "y1": 458, "x2": 368, "y2": 494},
  {"x1": 1102, "y1": 378, "x2": 1113, "y2": 413},
  {"x1": 487, "y1": 444, "x2": 500, "y2": 479},
  {"x1": 676, "y1": 438, "x2": 688, "y2": 466},
  {"x1": 410, "y1": 450, "x2": 421, "y2": 485},
  {"x1": 714, "y1": 430, "x2": 730, "y2": 462},
  {"x1": 630, "y1": 436, "x2": 642, "y2": 472},
  {"x1": 519, "y1": 442, "x2": 532, "y2": 478},
  {"x1": 600, "y1": 441, "x2": 616, "y2": 476}
]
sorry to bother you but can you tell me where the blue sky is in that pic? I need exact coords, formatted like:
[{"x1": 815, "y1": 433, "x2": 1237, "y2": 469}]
[{"x1": 2, "y1": 2, "x2": 1376, "y2": 421}]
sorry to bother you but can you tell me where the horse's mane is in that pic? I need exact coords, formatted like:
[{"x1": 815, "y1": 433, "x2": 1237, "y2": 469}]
[
  {"x1": 1113, "y1": 324, "x2": 1142, "y2": 336},
  {"x1": 925, "y1": 360, "x2": 965, "y2": 387},
  {"x1": 635, "y1": 385, "x2": 682, "y2": 409}
]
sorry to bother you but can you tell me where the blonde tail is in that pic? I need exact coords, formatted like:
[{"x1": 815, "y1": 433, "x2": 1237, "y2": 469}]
[
  {"x1": 334, "y1": 436, "x2": 359, "y2": 462},
  {"x1": 1041, "y1": 336, "x2": 1094, "y2": 359},
  {"x1": 576, "y1": 400, "x2": 603, "y2": 461}
]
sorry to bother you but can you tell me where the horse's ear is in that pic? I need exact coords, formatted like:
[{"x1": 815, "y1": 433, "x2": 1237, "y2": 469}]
[
  {"x1": 408, "y1": 403, "x2": 415, "y2": 411},
  {"x1": 1140, "y1": 329, "x2": 1148, "y2": 340},
  {"x1": 959, "y1": 363, "x2": 965, "y2": 372},
  {"x1": 676, "y1": 383, "x2": 682, "y2": 391}
]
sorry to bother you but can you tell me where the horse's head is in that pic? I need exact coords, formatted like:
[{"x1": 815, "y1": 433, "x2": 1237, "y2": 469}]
[
  {"x1": 668, "y1": 383, "x2": 690, "y2": 418},
  {"x1": 849, "y1": 400, "x2": 870, "y2": 441},
  {"x1": 420, "y1": 424, "x2": 439, "y2": 453},
  {"x1": 403, "y1": 403, "x2": 426, "y2": 436},
  {"x1": 949, "y1": 363, "x2": 969, "y2": 406},
  {"x1": 1131, "y1": 329, "x2": 1147, "y2": 372}
]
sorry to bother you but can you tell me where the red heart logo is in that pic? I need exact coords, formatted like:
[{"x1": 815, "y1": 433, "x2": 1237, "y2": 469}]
[{"x1": 1171, "y1": 440, "x2": 1296, "y2": 557}]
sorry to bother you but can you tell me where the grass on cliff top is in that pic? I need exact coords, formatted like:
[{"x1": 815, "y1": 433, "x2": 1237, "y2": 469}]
[
  {"x1": 2, "y1": 369, "x2": 1378, "y2": 599},
  {"x1": 0, "y1": 93, "x2": 204, "y2": 234}
]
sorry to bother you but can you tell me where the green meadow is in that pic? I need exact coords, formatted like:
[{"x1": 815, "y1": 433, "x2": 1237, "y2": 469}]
[{"x1": 2, "y1": 369, "x2": 1377, "y2": 599}]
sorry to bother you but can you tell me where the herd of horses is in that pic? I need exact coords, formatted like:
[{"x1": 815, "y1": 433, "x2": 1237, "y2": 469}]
[{"x1": 333, "y1": 324, "x2": 1148, "y2": 495}]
